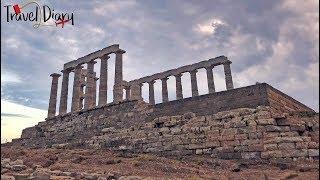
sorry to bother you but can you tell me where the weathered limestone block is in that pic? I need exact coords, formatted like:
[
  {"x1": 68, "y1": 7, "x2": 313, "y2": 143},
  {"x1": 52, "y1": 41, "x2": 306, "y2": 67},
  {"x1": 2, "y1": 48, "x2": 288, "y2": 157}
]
[
  {"x1": 261, "y1": 150, "x2": 283, "y2": 159},
  {"x1": 101, "y1": 127, "x2": 116, "y2": 134},
  {"x1": 308, "y1": 149, "x2": 319, "y2": 157},
  {"x1": 264, "y1": 144, "x2": 278, "y2": 151},
  {"x1": 204, "y1": 141, "x2": 220, "y2": 148},
  {"x1": 281, "y1": 149, "x2": 308, "y2": 158},
  {"x1": 241, "y1": 152, "x2": 261, "y2": 159},
  {"x1": 264, "y1": 137, "x2": 304, "y2": 144},
  {"x1": 256, "y1": 118, "x2": 275, "y2": 125},
  {"x1": 234, "y1": 144, "x2": 263, "y2": 152},
  {"x1": 235, "y1": 134, "x2": 248, "y2": 140},
  {"x1": 221, "y1": 140, "x2": 240, "y2": 147},
  {"x1": 278, "y1": 142, "x2": 295, "y2": 150}
]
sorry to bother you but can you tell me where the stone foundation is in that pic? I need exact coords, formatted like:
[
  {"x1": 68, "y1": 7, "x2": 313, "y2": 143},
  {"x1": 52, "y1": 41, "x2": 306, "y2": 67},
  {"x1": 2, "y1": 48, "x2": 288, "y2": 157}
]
[{"x1": 5, "y1": 84, "x2": 318, "y2": 162}]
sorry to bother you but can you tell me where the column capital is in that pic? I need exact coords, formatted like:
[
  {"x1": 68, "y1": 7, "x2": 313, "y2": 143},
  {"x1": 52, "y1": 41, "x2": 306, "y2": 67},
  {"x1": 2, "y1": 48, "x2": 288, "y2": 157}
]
[
  {"x1": 161, "y1": 77, "x2": 169, "y2": 81},
  {"x1": 75, "y1": 64, "x2": 84, "y2": 69},
  {"x1": 61, "y1": 68, "x2": 72, "y2": 73},
  {"x1": 189, "y1": 69, "x2": 198, "y2": 74},
  {"x1": 101, "y1": 54, "x2": 110, "y2": 60},
  {"x1": 223, "y1": 60, "x2": 232, "y2": 65},
  {"x1": 205, "y1": 65, "x2": 214, "y2": 70},
  {"x1": 115, "y1": 49, "x2": 126, "y2": 54},
  {"x1": 124, "y1": 85, "x2": 131, "y2": 90},
  {"x1": 174, "y1": 73, "x2": 182, "y2": 78},
  {"x1": 50, "y1": 73, "x2": 61, "y2": 77},
  {"x1": 148, "y1": 80, "x2": 156, "y2": 85},
  {"x1": 87, "y1": 60, "x2": 96, "y2": 64}
]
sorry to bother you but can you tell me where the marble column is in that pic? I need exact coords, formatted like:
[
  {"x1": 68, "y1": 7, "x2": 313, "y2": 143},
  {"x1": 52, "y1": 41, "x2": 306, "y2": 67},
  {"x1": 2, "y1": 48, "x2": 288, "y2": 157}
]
[
  {"x1": 93, "y1": 76, "x2": 99, "y2": 106},
  {"x1": 125, "y1": 86, "x2": 131, "y2": 100},
  {"x1": 113, "y1": 49, "x2": 126, "y2": 103},
  {"x1": 98, "y1": 55, "x2": 109, "y2": 106},
  {"x1": 223, "y1": 62, "x2": 234, "y2": 90},
  {"x1": 71, "y1": 65, "x2": 83, "y2": 112},
  {"x1": 175, "y1": 74, "x2": 183, "y2": 100},
  {"x1": 59, "y1": 69, "x2": 71, "y2": 115},
  {"x1": 161, "y1": 77, "x2": 169, "y2": 103},
  {"x1": 206, "y1": 66, "x2": 216, "y2": 93},
  {"x1": 48, "y1": 73, "x2": 61, "y2": 118},
  {"x1": 148, "y1": 80, "x2": 155, "y2": 104},
  {"x1": 84, "y1": 60, "x2": 96, "y2": 109},
  {"x1": 190, "y1": 70, "x2": 199, "y2": 97}
]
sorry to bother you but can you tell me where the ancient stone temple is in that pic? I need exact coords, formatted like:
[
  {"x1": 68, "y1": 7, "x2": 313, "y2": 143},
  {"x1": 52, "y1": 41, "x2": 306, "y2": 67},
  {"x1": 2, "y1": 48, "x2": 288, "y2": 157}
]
[
  {"x1": 6, "y1": 44, "x2": 319, "y2": 162},
  {"x1": 46, "y1": 44, "x2": 235, "y2": 117}
]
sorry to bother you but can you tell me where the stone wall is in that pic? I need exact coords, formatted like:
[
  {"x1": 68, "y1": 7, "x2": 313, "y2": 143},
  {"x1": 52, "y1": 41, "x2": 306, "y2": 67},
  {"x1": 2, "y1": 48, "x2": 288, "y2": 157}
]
[
  {"x1": 150, "y1": 83, "x2": 313, "y2": 119},
  {"x1": 6, "y1": 83, "x2": 318, "y2": 162}
]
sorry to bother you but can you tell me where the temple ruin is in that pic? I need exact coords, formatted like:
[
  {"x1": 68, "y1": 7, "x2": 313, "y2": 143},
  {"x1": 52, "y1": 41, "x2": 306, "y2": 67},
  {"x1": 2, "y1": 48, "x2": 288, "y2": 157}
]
[
  {"x1": 6, "y1": 44, "x2": 318, "y2": 163},
  {"x1": 47, "y1": 44, "x2": 234, "y2": 118}
]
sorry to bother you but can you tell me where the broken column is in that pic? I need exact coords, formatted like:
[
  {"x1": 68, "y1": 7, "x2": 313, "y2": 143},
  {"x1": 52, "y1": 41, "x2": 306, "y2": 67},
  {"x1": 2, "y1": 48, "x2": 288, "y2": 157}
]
[
  {"x1": 48, "y1": 73, "x2": 61, "y2": 118},
  {"x1": 223, "y1": 62, "x2": 234, "y2": 90},
  {"x1": 98, "y1": 55, "x2": 109, "y2": 106},
  {"x1": 113, "y1": 50, "x2": 126, "y2": 103},
  {"x1": 59, "y1": 68, "x2": 71, "y2": 115}
]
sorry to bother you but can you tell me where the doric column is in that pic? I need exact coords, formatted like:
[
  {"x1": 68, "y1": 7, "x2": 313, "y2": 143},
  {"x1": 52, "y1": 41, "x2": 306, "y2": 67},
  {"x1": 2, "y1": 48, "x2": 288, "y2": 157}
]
[
  {"x1": 59, "y1": 69, "x2": 71, "y2": 115},
  {"x1": 84, "y1": 60, "x2": 96, "y2": 109},
  {"x1": 71, "y1": 65, "x2": 83, "y2": 112},
  {"x1": 79, "y1": 69, "x2": 87, "y2": 108},
  {"x1": 206, "y1": 66, "x2": 216, "y2": 93},
  {"x1": 98, "y1": 55, "x2": 109, "y2": 106},
  {"x1": 125, "y1": 86, "x2": 131, "y2": 100},
  {"x1": 113, "y1": 49, "x2": 126, "y2": 103},
  {"x1": 161, "y1": 77, "x2": 169, "y2": 103},
  {"x1": 174, "y1": 74, "x2": 183, "y2": 100},
  {"x1": 48, "y1": 73, "x2": 61, "y2": 118},
  {"x1": 148, "y1": 80, "x2": 155, "y2": 104},
  {"x1": 223, "y1": 62, "x2": 234, "y2": 90},
  {"x1": 190, "y1": 69, "x2": 199, "y2": 97},
  {"x1": 93, "y1": 76, "x2": 99, "y2": 106}
]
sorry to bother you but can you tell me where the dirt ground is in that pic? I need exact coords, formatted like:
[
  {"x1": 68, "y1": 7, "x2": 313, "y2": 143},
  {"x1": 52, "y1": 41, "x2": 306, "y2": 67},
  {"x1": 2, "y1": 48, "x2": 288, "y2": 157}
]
[{"x1": 1, "y1": 147, "x2": 319, "y2": 179}]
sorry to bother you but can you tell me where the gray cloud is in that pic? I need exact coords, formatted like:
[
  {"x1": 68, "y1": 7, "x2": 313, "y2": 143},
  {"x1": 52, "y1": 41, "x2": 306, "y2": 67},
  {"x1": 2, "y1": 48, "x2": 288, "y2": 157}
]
[
  {"x1": 1, "y1": 113, "x2": 31, "y2": 118},
  {"x1": 1, "y1": 0, "x2": 318, "y2": 111}
]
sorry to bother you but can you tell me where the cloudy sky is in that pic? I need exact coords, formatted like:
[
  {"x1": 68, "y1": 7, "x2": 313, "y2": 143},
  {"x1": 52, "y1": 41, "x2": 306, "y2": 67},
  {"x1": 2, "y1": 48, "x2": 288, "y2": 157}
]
[{"x1": 1, "y1": 0, "x2": 319, "y2": 142}]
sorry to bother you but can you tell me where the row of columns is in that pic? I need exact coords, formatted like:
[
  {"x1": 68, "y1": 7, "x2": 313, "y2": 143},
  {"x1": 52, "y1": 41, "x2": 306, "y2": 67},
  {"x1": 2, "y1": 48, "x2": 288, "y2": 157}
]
[
  {"x1": 125, "y1": 62, "x2": 233, "y2": 105},
  {"x1": 47, "y1": 50, "x2": 126, "y2": 118},
  {"x1": 48, "y1": 54, "x2": 233, "y2": 118}
]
